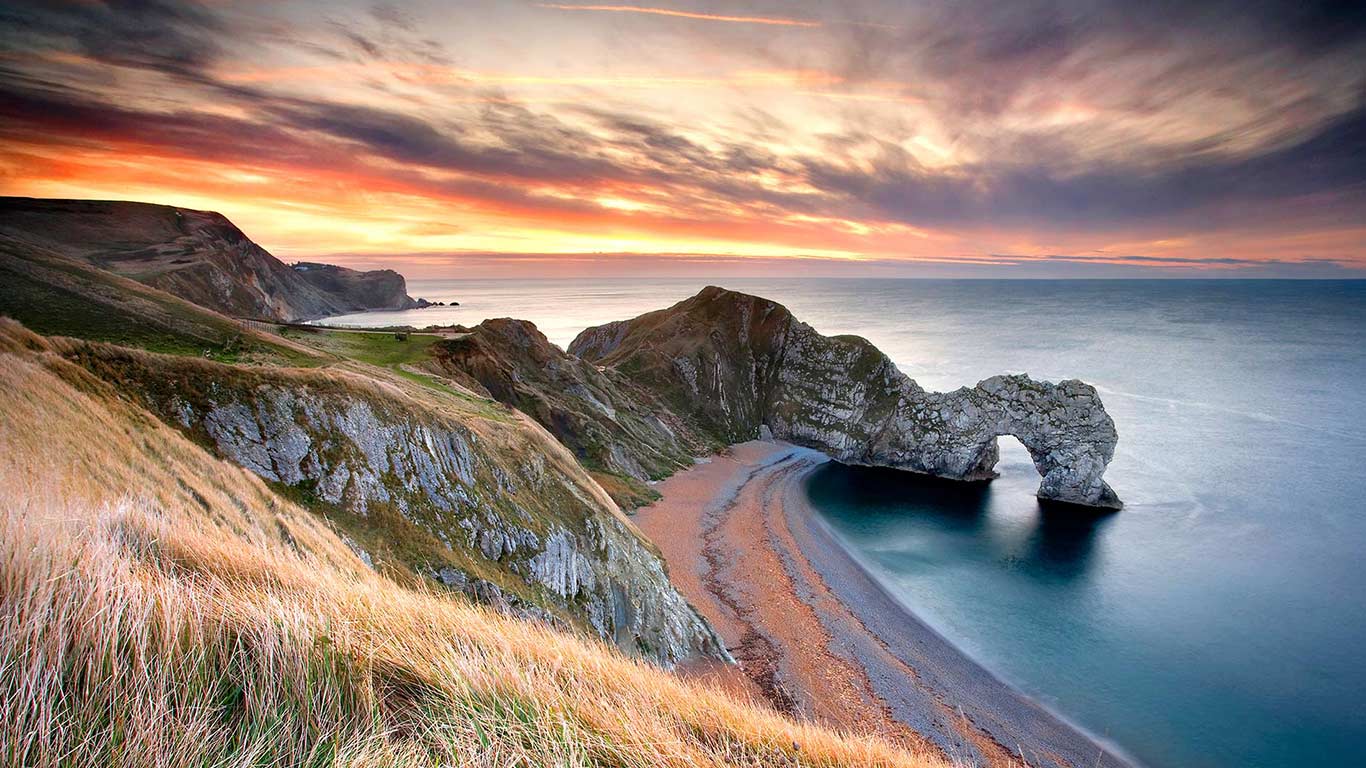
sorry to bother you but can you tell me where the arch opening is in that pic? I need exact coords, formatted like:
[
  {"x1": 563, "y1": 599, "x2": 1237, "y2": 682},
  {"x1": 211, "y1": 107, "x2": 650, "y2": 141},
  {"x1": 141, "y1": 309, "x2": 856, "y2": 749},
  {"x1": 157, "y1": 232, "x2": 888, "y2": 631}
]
[
  {"x1": 994, "y1": 434, "x2": 1041, "y2": 481},
  {"x1": 965, "y1": 433, "x2": 1043, "y2": 483}
]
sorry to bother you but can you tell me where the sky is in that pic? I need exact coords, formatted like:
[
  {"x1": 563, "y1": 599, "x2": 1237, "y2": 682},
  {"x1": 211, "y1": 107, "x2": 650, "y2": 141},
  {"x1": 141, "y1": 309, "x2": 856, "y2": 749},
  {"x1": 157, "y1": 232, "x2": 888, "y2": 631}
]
[{"x1": 1, "y1": 0, "x2": 1364, "y2": 278}]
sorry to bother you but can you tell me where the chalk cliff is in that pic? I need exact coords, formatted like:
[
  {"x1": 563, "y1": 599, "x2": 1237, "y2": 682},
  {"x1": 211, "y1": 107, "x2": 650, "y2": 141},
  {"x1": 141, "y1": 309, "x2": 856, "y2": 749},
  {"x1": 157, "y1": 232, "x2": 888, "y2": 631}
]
[{"x1": 571, "y1": 286, "x2": 1121, "y2": 509}]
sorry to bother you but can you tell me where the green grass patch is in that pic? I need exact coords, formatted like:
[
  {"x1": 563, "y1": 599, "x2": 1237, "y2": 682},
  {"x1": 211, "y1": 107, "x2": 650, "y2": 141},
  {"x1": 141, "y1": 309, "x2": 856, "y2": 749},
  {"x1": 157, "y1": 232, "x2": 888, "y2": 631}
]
[
  {"x1": 279, "y1": 327, "x2": 443, "y2": 368},
  {"x1": 0, "y1": 259, "x2": 314, "y2": 365},
  {"x1": 276, "y1": 327, "x2": 513, "y2": 418}
]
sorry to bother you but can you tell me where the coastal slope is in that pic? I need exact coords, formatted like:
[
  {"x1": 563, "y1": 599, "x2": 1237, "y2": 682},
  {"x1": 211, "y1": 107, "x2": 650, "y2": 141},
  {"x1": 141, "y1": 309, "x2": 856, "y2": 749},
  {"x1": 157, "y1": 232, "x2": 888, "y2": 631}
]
[
  {"x1": 0, "y1": 197, "x2": 425, "y2": 321},
  {"x1": 422, "y1": 318, "x2": 721, "y2": 507},
  {"x1": 0, "y1": 322, "x2": 946, "y2": 768},
  {"x1": 9, "y1": 317, "x2": 724, "y2": 665},
  {"x1": 0, "y1": 209, "x2": 726, "y2": 664},
  {"x1": 572, "y1": 286, "x2": 1121, "y2": 508}
]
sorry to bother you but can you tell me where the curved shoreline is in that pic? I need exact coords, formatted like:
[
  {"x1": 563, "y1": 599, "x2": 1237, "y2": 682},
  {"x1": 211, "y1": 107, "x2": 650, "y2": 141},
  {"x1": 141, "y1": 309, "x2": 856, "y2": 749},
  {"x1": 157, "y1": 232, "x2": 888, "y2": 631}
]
[
  {"x1": 785, "y1": 457, "x2": 1141, "y2": 768},
  {"x1": 638, "y1": 440, "x2": 1137, "y2": 768}
]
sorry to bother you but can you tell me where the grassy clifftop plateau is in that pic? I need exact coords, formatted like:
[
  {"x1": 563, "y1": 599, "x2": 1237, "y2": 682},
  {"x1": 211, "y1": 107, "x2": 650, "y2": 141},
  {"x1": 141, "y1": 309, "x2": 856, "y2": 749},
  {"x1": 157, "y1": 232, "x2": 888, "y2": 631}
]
[{"x1": 0, "y1": 320, "x2": 943, "y2": 767}]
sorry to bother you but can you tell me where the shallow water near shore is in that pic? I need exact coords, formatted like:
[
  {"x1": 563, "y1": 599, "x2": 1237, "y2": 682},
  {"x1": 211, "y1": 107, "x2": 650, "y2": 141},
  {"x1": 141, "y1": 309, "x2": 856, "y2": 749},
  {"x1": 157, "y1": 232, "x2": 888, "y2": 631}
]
[{"x1": 328, "y1": 278, "x2": 1366, "y2": 768}]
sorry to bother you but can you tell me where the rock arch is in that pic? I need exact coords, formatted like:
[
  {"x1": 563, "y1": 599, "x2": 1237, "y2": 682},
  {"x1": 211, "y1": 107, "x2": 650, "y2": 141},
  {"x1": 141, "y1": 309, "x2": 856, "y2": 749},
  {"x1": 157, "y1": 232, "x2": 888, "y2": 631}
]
[
  {"x1": 572, "y1": 287, "x2": 1123, "y2": 509},
  {"x1": 770, "y1": 364, "x2": 1122, "y2": 509},
  {"x1": 762, "y1": 317, "x2": 1122, "y2": 509},
  {"x1": 931, "y1": 377, "x2": 1122, "y2": 509}
]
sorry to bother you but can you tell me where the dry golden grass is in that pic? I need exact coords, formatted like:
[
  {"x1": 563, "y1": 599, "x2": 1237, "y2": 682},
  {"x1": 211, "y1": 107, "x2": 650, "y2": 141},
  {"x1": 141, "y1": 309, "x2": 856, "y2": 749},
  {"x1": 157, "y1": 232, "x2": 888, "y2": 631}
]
[{"x1": 0, "y1": 322, "x2": 949, "y2": 768}]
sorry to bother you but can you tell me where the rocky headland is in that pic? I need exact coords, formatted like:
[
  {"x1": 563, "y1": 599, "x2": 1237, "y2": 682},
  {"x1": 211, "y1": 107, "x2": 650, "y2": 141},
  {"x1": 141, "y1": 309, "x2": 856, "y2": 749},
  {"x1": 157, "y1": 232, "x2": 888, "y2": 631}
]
[
  {"x1": 571, "y1": 286, "x2": 1121, "y2": 509},
  {"x1": 0, "y1": 197, "x2": 429, "y2": 321},
  {"x1": 291, "y1": 261, "x2": 432, "y2": 313}
]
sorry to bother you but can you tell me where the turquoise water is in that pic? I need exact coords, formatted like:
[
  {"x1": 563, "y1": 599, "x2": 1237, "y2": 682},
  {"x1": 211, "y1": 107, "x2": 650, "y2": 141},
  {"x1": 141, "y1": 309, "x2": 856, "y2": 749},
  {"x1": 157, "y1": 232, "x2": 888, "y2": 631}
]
[{"x1": 328, "y1": 278, "x2": 1366, "y2": 768}]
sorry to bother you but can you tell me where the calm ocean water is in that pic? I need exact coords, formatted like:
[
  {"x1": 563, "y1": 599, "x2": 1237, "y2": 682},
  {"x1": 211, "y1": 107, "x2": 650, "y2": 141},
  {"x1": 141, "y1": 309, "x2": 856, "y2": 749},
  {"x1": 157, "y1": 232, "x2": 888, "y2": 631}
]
[{"x1": 327, "y1": 278, "x2": 1366, "y2": 768}]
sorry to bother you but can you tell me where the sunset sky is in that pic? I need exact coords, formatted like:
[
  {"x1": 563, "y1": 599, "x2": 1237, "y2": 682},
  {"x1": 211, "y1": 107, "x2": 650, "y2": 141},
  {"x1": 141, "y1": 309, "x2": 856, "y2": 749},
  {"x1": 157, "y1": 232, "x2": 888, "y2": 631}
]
[{"x1": 1, "y1": 0, "x2": 1364, "y2": 277}]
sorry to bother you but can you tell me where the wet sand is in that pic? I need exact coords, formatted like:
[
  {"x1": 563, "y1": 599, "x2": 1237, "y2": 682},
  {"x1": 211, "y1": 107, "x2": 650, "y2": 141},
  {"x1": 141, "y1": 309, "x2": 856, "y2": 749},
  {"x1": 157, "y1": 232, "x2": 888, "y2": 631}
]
[{"x1": 640, "y1": 441, "x2": 1136, "y2": 768}]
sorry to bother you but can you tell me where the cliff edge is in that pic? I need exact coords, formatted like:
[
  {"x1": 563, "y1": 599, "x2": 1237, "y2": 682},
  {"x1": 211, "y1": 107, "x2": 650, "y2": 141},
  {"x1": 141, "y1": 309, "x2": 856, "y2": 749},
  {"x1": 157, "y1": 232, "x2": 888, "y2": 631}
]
[
  {"x1": 422, "y1": 318, "x2": 719, "y2": 507},
  {"x1": 0, "y1": 197, "x2": 424, "y2": 321},
  {"x1": 292, "y1": 261, "x2": 429, "y2": 313}
]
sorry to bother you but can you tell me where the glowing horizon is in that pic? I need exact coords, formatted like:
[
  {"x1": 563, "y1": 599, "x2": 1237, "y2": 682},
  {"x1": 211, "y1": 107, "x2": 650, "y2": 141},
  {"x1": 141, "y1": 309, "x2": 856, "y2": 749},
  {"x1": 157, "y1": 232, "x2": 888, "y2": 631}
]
[{"x1": 1, "y1": 1, "x2": 1363, "y2": 277}]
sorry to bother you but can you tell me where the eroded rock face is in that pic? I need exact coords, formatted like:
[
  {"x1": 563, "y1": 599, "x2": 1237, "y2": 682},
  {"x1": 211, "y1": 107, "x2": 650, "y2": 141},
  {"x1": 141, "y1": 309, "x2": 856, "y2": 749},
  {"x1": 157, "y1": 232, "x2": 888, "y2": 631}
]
[
  {"x1": 60, "y1": 342, "x2": 729, "y2": 665},
  {"x1": 571, "y1": 287, "x2": 1121, "y2": 509},
  {"x1": 423, "y1": 319, "x2": 718, "y2": 507}
]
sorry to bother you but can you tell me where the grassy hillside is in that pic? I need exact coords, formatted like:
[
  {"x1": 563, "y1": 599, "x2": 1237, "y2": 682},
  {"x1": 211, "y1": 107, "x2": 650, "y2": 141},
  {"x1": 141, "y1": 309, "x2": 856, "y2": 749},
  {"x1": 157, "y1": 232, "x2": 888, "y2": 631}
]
[
  {"x1": 0, "y1": 320, "x2": 943, "y2": 768},
  {"x1": 0, "y1": 197, "x2": 419, "y2": 322},
  {"x1": 1, "y1": 224, "x2": 731, "y2": 657},
  {"x1": 0, "y1": 231, "x2": 323, "y2": 364},
  {"x1": 31, "y1": 321, "x2": 724, "y2": 664},
  {"x1": 3, "y1": 229, "x2": 714, "y2": 651}
]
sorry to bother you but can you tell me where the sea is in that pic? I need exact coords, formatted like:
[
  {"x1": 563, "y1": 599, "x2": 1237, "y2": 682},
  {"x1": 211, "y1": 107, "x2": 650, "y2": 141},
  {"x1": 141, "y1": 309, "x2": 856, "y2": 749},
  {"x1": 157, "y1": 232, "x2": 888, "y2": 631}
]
[{"x1": 324, "y1": 278, "x2": 1366, "y2": 768}]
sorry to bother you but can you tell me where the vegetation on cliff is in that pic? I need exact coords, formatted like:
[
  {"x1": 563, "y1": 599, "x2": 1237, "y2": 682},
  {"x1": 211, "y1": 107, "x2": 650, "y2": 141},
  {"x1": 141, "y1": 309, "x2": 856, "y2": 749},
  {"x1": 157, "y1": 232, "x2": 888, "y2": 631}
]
[
  {"x1": 0, "y1": 323, "x2": 944, "y2": 767},
  {"x1": 0, "y1": 207, "x2": 725, "y2": 663},
  {"x1": 424, "y1": 318, "x2": 721, "y2": 507},
  {"x1": 0, "y1": 197, "x2": 424, "y2": 321}
]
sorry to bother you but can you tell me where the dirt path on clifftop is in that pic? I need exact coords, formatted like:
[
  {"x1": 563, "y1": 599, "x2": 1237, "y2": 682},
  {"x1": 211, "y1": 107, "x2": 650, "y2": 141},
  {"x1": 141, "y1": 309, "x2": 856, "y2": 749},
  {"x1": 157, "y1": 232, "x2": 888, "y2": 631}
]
[{"x1": 640, "y1": 441, "x2": 1138, "y2": 768}]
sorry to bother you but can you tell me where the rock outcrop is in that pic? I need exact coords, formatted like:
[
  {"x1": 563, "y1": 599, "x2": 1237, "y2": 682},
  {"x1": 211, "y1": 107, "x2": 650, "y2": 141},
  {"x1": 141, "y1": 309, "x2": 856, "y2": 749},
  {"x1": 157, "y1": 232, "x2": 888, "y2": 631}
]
[
  {"x1": 52, "y1": 336, "x2": 728, "y2": 665},
  {"x1": 571, "y1": 287, "x2": 1121, "y2": 509},
  {"x1": 422, "y1": 318, "x2": 718, "y2": 506},
  {"x1": 0, "y1": 197, "x2": 423, "y2": 321},
  {"x1": 291, "y1": 261, "x2": 429, "y2": 312}
]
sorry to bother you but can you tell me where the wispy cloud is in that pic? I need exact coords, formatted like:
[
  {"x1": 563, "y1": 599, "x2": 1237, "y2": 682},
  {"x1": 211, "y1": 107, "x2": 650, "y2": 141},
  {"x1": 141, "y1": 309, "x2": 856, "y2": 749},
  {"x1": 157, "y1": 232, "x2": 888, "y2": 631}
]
[
  {"x1": 536, "y1": 4, "x2": 822, "y2": 28},
  {"x1": 0, "y1": 0, "x2": 1362, "y2": 275}
]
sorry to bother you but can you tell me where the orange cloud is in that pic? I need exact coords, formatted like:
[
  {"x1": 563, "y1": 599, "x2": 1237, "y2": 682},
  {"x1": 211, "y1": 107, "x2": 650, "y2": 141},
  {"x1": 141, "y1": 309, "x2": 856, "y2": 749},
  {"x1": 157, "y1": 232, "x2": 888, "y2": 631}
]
[{"x1": 13, "y1": 128, "x2": 1364, "y2": 275}]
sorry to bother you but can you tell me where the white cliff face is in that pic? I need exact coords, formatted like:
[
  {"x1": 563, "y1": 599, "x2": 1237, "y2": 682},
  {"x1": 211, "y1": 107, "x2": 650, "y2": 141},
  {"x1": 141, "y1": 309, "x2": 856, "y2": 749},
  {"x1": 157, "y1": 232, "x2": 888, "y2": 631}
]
[
  {"x1": 67, "y1": 345, "x2": 728, "y2": 666},
  {"x1": 572, "y1": 287, "x2": 1122, "y2": 509}
]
